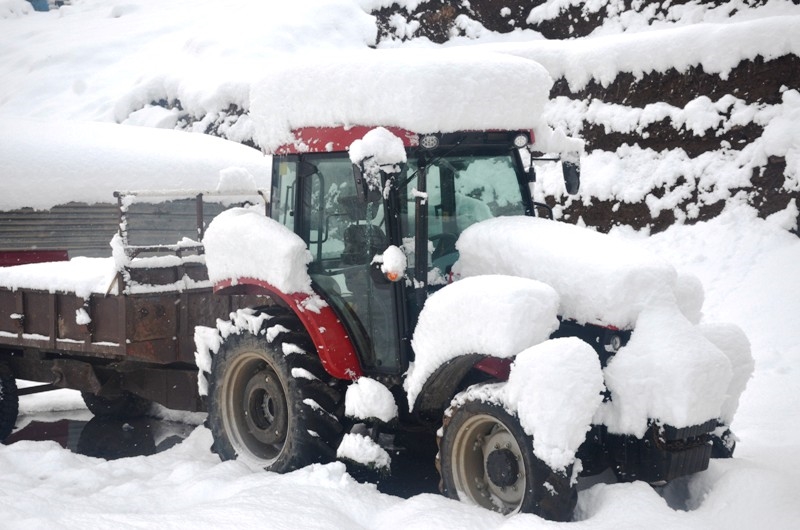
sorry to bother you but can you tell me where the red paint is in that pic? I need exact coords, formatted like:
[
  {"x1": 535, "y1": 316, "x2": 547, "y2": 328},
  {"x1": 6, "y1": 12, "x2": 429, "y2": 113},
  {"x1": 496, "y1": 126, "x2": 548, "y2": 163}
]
[
  {"x1": 473, "y1": 357, "x2": 512, "y2": 381},
  {"x1": 214, "y1": 278, "x2": 362, "y2": 381},
  {"x1": 0, "y1": 250, "x2": 69, "y2": 267},
  {"x1": 275, "y1": 126, "x2": 419, "y2": 154}
]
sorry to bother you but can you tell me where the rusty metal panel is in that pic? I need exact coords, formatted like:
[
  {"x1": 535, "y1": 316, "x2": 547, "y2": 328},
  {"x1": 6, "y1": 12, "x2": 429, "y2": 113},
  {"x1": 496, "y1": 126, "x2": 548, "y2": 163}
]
[
  {"x1": 90, "y1": 295, "x2": 124, "y2": 344},
  {"x1": 126, "y1": 338, "x2": 178, "y2": 364},
  {"x1": 126, "y1": 295, "x2": 177, "y2": 342},
  {"x1": 0, "y1": 289, "x2": 17, "y2": 334},
  {"x1": 22, "y1": 291, "x2": 54, "y2": 339},
  {"x1": 57, "y1": 294, "x2": 91, "y2": 342}
]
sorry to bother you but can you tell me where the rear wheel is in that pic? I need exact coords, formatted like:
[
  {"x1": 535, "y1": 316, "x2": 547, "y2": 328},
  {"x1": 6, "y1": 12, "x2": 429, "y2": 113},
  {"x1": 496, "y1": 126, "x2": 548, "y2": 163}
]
[
  {"x1": 438, "y1": 398, "x2": 576, "y2": 521},
  {"x1": 0, "y1": 363, "x2": 19, "y2": 442},
  {"x1": 81, "y1": 391, "x2": 151, "y2": 419},
  {"x1": 207, "y1": 310, "x2": 344, "y2": 472}
]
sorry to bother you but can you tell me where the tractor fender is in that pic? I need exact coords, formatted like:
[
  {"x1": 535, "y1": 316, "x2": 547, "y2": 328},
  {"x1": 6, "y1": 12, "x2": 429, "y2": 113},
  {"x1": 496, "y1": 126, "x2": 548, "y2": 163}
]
[{"x1": 214, "y1": 278, "x2": 362, "y2": 381}]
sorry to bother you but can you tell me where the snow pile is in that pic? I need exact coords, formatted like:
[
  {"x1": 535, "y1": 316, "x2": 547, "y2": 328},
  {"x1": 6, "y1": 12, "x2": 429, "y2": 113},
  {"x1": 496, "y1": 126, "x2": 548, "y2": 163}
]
[
  {"x1": 0, "y1": 257, "x2": 117, "y2": 298},
  {"x1": 507, "y1": 337, "x2": 604, "y2": 472},
  {"x1": 202, "y1": 208, "x2": 314, "y2": 294},
  {"x1": 406, "y1": 275, "x2": 560, "y2": 408},
  {"x1": 372, "y1": 245, "x2": 406, "y2": 282},
  {"x1": 0, "y1": 119, "x2": 271, "y2": 211},
  {"x1": 596, "y1": 305, "x2": 733, "y2": 436},
  {"x1": 250, "y1": 49, "x2": 553, "y2": 151},
  {"x1": 337, "y1": 433, "x2": 391, "y2": 470},
  {"x1": 345, "y1": 377, "x2": 398, "y2": 423},
  {"x1": 349, "y1": 127, "x2": 407, "y2": 195},
  {"x1": 453, "y1": 216, "x2": 679, "y2": 328},
  {"x1": 699, "y1": 322, "x2": 754, "y2": 426}
]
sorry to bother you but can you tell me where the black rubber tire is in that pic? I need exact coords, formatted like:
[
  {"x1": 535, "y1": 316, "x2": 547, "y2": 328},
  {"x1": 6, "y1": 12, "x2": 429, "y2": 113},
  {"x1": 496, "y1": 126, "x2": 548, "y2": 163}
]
[
  {"x1": 81, "y1": 391, "x2": 152, "y2": 419},
  {"x1": 206, "y1": 310, "x2": 344, "y2": 473},
  {"x1": 0, "y1": 363, "x2": 19, "y2": 442},
  {"x1": 438, "y1": 398, "x2": 576, "y2": 521}
]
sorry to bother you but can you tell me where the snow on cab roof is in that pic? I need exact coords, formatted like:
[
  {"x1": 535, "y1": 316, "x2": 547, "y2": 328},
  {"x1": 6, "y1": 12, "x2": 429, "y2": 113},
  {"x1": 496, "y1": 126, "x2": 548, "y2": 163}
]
[
  {"x1": 0, "y1": 119, "x2": 271, "y2": 211},
  {"x1": 249, "y1": 48, "x2": 554, "y2": 153}
]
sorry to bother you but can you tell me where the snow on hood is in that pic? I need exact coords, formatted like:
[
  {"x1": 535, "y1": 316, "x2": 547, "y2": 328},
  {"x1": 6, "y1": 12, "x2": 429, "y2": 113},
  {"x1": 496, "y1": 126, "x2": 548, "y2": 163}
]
[
  {"x1": 406, "y1": 274, "x2": 560, "y2": 409},
  {"x1": 202, "y1": 207, "x2": 314, "y2": 295},
  {"x1": 250, "y1": 48, "x2": 553, "y2": 152},
  {"x1": 452, "y1": 216, "x2": 680, "y2": 329},
  {"x1": 0, "y1": 119, "x2": 271, "y2": 211}
]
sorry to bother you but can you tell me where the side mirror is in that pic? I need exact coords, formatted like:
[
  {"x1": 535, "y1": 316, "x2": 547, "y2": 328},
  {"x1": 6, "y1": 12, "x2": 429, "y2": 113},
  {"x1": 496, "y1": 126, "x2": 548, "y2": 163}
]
[
  {"x1": 562, "y1": 158, "x2": 580, "y2": 195},
  {"x1": 352, "y1": 162, "x2": 382, "y2": 203}
]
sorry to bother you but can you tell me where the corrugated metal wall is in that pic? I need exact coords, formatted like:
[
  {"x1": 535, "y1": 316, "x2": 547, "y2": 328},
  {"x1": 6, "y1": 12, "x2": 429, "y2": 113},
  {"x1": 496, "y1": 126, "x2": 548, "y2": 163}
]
[{"x1": 0, "y1": 200, "x2": 227, "y2": 258}]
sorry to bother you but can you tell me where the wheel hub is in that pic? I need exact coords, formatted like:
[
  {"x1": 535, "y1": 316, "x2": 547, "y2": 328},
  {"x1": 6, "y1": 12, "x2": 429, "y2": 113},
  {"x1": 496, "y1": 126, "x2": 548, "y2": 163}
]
[
  {"x1": 242, "y1": 368, "x2": 288, "y2": 446},
  {"x1": 486, "y1": 448, "x2": 519, "y2": 488}
]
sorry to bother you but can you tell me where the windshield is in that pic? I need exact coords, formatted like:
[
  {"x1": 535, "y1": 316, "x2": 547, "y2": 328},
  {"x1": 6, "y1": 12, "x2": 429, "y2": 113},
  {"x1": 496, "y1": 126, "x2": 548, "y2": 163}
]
[{"x1": 400, "y1": 152, "x2": 527, "y2": 274}]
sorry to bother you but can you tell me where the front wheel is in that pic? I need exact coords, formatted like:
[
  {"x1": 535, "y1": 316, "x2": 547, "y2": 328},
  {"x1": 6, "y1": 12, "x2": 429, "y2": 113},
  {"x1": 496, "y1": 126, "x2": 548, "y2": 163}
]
[
  {"x1": 438, "y1": 398, "x2": 576, "y2": 521},
  {"x1": 0, "y1": 363, "x2": 19, "y2": 442},
  {"x1": 206, "y1": 313, "x2": 344, "y2": 473}
]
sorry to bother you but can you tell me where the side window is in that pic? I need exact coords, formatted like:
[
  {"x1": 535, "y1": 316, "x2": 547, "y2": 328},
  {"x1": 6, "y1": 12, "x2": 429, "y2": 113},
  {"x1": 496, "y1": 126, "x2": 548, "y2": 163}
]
[{"x1": 271, "y1": 159, "x2": 297, "y2": 231}]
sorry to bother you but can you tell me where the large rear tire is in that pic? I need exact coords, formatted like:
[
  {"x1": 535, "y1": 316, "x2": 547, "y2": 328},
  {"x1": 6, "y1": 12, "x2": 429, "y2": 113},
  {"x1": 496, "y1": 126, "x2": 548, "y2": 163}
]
[
  {"x1": 206, "y1": 310, "x2": 344, "y2": 473},
  {"x1": 438, "y1": 398, "x2": 576, "y2": 521},
  {"x1": 0, "y1": 363, "x2": 19, "y2": 442}
]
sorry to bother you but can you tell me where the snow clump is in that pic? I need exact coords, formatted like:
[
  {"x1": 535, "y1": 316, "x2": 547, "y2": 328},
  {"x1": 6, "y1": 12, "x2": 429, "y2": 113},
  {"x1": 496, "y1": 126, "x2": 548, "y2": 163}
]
[
  {"x1": 337, "y1": 433, "x2": 391, "y2": 470},
  {"x1": 203, "y1": 208, "x2": 314, "y2": 295},
  {"x1": 406, "y1": 274, "x2": 560, "y2": 409},
  {"x1": 345, "y1": 377, "x2": 398, "y2": 423}
]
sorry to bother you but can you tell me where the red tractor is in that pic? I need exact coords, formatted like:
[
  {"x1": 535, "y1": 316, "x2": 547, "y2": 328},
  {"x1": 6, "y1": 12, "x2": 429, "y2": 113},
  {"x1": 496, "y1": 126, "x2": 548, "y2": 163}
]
[{"x1": 198, "y1": 125, "x2": 748, "y2": 521}]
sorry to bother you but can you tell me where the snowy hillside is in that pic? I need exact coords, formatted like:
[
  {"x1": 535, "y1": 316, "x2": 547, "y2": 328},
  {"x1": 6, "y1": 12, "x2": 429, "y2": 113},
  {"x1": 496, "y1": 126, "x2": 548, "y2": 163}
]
[{"x1": 1, "y1": 0, "x2": 799, "y2": 528}]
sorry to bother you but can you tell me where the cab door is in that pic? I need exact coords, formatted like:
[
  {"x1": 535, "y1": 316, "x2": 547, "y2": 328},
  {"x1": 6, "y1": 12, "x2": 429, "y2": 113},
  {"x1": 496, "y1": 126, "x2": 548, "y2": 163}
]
[{"x1": 290, "y1": 153, "x2": 404, "y2": 375}]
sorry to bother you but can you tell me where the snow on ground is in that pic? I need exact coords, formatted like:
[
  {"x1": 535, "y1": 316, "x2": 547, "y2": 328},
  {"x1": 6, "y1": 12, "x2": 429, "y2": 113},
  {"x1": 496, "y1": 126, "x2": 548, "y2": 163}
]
[
  {"x1": 2, "y1": 1, "x2": 800, "y2": 528},
  {"x1": 4, "y1": 205, "x2": 799, "y2": 528}
]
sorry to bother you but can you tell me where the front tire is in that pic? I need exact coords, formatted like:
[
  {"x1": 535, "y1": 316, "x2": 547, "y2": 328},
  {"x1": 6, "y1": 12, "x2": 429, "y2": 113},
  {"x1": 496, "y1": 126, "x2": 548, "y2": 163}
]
[
  {"x1": 438, "y1": 398, "x2": 576, "y2": 521},
  {"x1": 206, "y1": 312, "x2": 344, "y2": 473},
  {"x1": 0, "y1": 363, "x2": 19, "y2": 442}
]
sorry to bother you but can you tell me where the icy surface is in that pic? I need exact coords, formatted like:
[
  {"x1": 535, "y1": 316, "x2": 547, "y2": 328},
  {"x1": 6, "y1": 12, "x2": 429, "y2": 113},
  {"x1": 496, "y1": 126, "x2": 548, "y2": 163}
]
[
  {"x1": 406, "y1": 274, "x2": 560, "y2": 408},
  {"x1": 202, "y1": 207, "x2": 314, "y2": 294},
  {"x1": 345, "y1": 377, "x2": 398, "y2": 423},
  {"x1": 453, "y1": 216, "x2": 679, "y2": 329}
]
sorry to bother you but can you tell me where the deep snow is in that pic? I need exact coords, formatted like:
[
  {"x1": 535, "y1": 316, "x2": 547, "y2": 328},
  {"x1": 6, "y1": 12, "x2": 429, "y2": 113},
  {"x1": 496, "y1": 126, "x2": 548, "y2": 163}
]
[{"x1": 1, "y1": 0, "x2": 800, "y2": 528}]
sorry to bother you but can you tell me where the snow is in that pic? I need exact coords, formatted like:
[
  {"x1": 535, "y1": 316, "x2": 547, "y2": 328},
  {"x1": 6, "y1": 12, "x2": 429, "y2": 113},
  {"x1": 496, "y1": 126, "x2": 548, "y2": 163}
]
[
  {"x1": 345, "y1": 377, "x2": 399, "y2": 423},
  {"x1": 406, "y1": 275, "x2": 560, "y2": 409},
  {"x1": 505, "y1": 338, "x2": 605, "y2": 472},
  {"x1": 0, "y1": 257, "x2": 117, "y2": 298},
  {"x1": 595, "y1": 305, "x2": 734, "y2": 437},
  {"x1": 250, "y1": 48, "x2": 553, "y2": 152},
  {"x1": 0, "y1": 119, "x2": 271, "y2": 211},
  {"x1": 2, "y1": 1, "x2": 800, "y2": 528},
  {"x1": 453, "y1": 216, "x2": 679, "y2": 329},
  {"x1": 337, "y1": 432, "x2": 392, "y2": 470},
  {"x1": 202, "y1": 207, "x2": 315, "y2": 295},
  {"x1": 373, "y1": 245, "x2": 407, "y2": 282}
]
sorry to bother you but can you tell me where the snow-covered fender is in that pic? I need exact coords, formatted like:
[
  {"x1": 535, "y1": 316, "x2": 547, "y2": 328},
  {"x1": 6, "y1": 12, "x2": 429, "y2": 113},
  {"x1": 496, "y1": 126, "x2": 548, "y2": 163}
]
[
  {"x1": 214, "y1": 278, "x2": 362, "y2": 381},
  {"x1": 405, "y1": 275, "x2": 561, "y2": 416}
]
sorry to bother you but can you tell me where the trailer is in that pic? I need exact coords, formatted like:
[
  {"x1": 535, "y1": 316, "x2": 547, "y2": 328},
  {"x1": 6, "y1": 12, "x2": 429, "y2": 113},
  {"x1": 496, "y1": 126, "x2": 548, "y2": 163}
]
[{"x1": 0, "y1": 190, "x2": 269, "y2": 430}]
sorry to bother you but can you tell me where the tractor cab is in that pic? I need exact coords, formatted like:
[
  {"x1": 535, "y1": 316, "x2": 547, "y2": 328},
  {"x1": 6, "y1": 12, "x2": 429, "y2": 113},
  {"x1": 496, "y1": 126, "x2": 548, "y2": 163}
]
[{"x1": 269, "y1": 127, "x2": 578, "y2": 380}]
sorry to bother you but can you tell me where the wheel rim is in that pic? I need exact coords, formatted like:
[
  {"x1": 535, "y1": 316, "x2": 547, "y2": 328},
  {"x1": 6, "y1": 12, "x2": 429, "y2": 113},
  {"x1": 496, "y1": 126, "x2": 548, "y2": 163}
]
[
  {"x1": 450, "y1": 413, "x2": 527, "y2": 514},
  {"x1": 222, "y1": 350, "x2": 289, "y2": 466}
]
